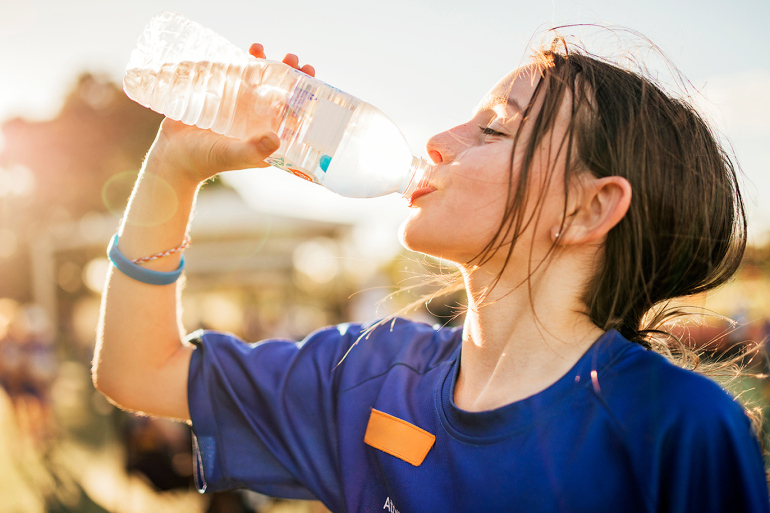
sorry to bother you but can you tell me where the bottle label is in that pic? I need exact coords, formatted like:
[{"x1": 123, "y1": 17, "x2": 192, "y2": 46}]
[
  {"x1": 264, "y1": 154, "x2": 318, "y2": 183},
  {"x1": 304, "y1": 97, "x2": 353, "y2": 156},
  {"x1": 284, "y1": 82, "x2": 354, "y2": 157}
]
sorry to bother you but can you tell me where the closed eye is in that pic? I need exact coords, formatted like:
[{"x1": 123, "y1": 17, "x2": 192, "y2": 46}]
[{"x1": 478, "y1": 125, "x2": 506, "y2": 137}]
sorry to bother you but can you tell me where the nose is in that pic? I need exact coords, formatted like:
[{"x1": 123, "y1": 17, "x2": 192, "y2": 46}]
[
  {"x1": 425, "y1": 132, "x2": 446, "y2": 164},
  {"x1": 425, "y1": 124, "x2": 473, "y2": 165},
  {"x1": 427, "y1": 148, "x2": 443, "y2": 164}
]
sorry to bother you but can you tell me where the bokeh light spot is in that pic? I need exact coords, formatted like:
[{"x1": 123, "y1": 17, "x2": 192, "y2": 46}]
[
  {"x1": 292, "y1": 237, "x2": 340, "y2": 285},
  {"x1": 0, "y1": 165, "x2": 35, "y2": 198},
  {"x1": 83, "y1": 257, "x2": 110, "y2": 294},
  {"x1": 200, "y1": 293, "x2": 244, "y2": 334},
  {"x1": 101, "y1": 170, "x2": 139, "y2": 216}
]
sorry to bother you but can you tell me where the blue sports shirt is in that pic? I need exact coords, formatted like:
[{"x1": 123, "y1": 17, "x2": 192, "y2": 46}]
[{"x1": 187, "y1": 319, "x2": 769, "y2": 512}]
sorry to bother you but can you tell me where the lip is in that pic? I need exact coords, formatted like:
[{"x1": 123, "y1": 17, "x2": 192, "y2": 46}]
[{"x1": 408, "y1": 187, "x2": 437, "y2": 207}]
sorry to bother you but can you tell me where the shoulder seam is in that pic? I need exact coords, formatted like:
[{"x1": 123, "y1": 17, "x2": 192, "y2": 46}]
[{"x1": 338, "y1": 361, "x2": 451, "y2": 396}]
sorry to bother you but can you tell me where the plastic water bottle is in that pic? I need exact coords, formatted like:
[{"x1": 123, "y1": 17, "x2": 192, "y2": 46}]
[{"x1": 123, "y1": 12, "x2": 434, "y2": 199}]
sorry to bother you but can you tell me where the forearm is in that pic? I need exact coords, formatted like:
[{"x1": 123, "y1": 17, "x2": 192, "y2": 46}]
[
  {"x1": 93, "y1": 116, "x2": 281, "y2": 420},
  {"x1": 91, "y1": 43, "x2": 304, "y2": 419},
  {"x1": 93, "y1": 142, "x2": 200, "y2": 419}
]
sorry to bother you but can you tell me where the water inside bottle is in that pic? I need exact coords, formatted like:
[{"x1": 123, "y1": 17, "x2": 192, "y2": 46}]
[
  {"x1": 125, "y1": 61, "x2": 242, "y2": 129},
  {"x1": 125, "y1": 55, "x2": 425, "y2": 198}
]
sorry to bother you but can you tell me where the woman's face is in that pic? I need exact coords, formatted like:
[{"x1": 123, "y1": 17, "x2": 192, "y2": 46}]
[{"x1": 399, "y1": 66, "x2": 573, "y2": 270}]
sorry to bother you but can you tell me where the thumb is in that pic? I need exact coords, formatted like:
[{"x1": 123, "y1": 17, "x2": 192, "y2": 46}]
[{"x1": 239, "y1": 132, "x2": 281, "y2": 168}]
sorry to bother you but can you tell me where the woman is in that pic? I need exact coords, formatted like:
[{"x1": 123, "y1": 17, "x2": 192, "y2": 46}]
[{"x1": 93, "y1": 38, "x2": 769, "y2": 512}]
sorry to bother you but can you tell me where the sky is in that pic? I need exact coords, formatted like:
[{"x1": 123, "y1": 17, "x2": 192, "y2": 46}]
[{"x1": 1, "y1": 0, "x2": 769, "y2": 246}]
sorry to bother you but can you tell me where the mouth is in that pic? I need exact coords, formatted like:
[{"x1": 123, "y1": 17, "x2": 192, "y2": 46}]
[{"x1": 408, "y1": 187, "x2": 437, "y2": 207}]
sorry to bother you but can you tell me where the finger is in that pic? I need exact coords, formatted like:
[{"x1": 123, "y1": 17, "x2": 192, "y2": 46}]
[
  {"x1": 249, "y1": 43, "x2": 266, "y2": 59},
  {"x1": 282, "y1": 53, "x2": 300, "y2": 69},
  {"x1": 300, "y1": 64, "x2": 316, "y2": 77}
]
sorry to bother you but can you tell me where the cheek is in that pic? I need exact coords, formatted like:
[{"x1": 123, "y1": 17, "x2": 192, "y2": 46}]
[{"x1": 444, "y1": 164, "x2": 510, "y2": 211}]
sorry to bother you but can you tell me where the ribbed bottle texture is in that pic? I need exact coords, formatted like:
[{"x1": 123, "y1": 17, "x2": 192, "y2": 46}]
[{"x1": 123, "y1": 12, "x2": 433, "y2": 199}]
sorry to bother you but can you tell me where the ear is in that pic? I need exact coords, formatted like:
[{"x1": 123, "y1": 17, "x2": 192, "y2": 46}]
[{"x1": 552, "y1": 176, "x2": 632, "y2": 245}]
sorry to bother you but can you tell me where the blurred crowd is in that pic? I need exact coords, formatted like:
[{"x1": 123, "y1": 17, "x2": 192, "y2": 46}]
[
  {"x1": 0, "y1": 300, "x2": 57, "y2": 447},
  {"x1": 0, "y1": 298, "x2": 334, "y2": 513}
]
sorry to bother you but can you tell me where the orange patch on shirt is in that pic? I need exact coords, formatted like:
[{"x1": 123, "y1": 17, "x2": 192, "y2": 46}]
[{"x1": 364, "y1": 408, "x2": 436, "y2": 466}]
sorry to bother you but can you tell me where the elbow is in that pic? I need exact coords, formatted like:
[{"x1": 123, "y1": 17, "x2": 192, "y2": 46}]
[
  {"x1": 92, "y1": 322, "x2": 119, "y2": 403},
  {"x1": 91, "y1": 355, "x2": 120, "y2": 406},
  {"x1": 91, "y1": 335, "x2": 192, "y2": 418},
  {"x1": 91, "y1": 360, "x2": 141, "y2": 413},
  {"x1": 91, "y1": 327, "x2": 141, "y2": 409},
  {"x1": 91, "y1": 343, "x2": 134, "y2": 409}
]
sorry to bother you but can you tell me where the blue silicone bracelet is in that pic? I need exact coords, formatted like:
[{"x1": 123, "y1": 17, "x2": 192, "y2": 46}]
[{"x1": 107, "y1": 233, "x2": 185, "y2": 286}]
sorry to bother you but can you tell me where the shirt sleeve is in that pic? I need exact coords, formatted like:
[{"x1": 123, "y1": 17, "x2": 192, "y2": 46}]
[
  {"x1": 187, "y1": 325, "x2": 360, "y2": 507},
  {"x1": 657, "y1": 388, "x2": 770, "y2": 513}
]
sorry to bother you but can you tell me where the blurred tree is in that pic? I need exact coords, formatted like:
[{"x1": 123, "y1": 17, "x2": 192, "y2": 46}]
[
  {"x1": 1, "y1": 72, "x2": 163, "y2": 219},
  {"x1": 0, "y1": 72, "x2": 163, "y2": 300}
]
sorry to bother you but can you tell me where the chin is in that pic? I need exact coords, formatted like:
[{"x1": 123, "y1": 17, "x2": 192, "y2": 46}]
[
  {"x1": 399, "y1": 205, "x2": 446, "y2": 254},
  {"x1": 397, "y1": 218, "x2": 418, "y2": 252},
  {"x1": 398, "y1": 218, "x2": 460, "y2": 262}
]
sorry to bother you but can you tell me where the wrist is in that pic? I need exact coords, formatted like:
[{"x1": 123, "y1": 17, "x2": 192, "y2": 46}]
[
  {"x1": 142, "y1": 139, "x2": 205, "y2": 192},
  {"x1": 121, "y1": 150, "x2": 200, "y2": 238}
]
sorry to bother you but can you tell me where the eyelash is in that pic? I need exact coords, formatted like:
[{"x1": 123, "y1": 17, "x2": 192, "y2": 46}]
[{"x1": 478, "y1": 125, "x2": 506, "y2": 137}]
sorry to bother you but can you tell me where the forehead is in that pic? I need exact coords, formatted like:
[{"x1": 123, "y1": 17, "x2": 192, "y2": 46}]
[{"x1": 474, "y1": 66, "x2": 541, "y2": 117}]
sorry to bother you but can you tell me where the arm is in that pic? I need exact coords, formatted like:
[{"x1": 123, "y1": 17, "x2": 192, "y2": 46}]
[{"x1": 92, "y1": 47, "x2": 315, "y2": 421}]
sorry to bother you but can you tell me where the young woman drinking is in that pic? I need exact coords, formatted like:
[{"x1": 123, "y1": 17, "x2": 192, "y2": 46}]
[{"x1": 93, "y1": 38, "x2": 769, "y2": 512}]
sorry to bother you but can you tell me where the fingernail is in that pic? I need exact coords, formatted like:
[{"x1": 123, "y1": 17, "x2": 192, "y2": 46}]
[{"x1": 257, "y1": 135, "x2": 278, "y2": 153}]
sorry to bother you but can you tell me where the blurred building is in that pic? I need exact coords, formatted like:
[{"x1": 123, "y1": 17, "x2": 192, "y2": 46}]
[{"x1": 31, "y1": 185, "x2": 360, "y2": 352}]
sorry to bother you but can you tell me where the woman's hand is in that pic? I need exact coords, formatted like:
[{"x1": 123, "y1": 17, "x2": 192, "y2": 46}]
[{"x1": 145, "y1": 45, "x2": 315, "y2": 186}]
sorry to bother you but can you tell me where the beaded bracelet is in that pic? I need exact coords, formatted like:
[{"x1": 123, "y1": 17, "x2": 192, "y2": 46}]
[
  {"x1": 107, "y1": 233, "x2": 186, "y2": 286},
  {"x1": 131, "y1": 235, "x2": 191, "y2": 263}
]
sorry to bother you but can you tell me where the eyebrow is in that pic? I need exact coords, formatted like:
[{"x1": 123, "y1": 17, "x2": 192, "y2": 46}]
[
  {"x1": 507, "y1": 97, "x2": 524, "y2": 114},
  {"x1": 473, "y1": 95, "x2": 526, "y2": 118}
]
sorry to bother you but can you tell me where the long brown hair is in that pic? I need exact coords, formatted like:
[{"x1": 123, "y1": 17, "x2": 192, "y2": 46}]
[
  {"x1": 378, "y1": 31, "x2": 761, "y2": 432},
  {"x1": 525, "y1": 41, "x2": 746, "y2": 342},
  {"x1": 526, "y1": 37, "x2": 766, "y2": 448},
  {"x1": 403, "y1": 35, "x2": 747, "y2": 336}
]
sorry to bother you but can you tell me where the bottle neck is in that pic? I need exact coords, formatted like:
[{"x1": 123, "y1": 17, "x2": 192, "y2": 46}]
[{"x1": 398, "y1": 156, "x2": 435, "y2": 199}]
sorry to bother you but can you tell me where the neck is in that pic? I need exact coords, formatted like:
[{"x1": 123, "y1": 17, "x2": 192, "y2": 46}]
[{"x1": 454, "y1": 257, "x2": 603, "y2": 412}]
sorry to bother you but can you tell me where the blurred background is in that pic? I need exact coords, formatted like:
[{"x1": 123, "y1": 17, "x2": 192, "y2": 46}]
[{"x1": 0, "y1": 0, "x2": 768, "y2": 511}]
